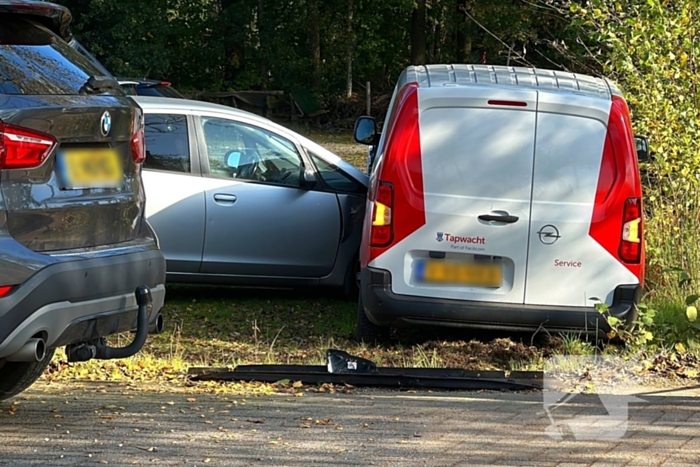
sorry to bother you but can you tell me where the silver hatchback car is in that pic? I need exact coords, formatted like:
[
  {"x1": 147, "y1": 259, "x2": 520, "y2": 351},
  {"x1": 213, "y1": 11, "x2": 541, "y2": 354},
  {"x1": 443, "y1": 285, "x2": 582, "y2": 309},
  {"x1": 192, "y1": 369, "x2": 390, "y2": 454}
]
[{"x1": 135, "y1": 97, "x2": 368, "y2": 293}]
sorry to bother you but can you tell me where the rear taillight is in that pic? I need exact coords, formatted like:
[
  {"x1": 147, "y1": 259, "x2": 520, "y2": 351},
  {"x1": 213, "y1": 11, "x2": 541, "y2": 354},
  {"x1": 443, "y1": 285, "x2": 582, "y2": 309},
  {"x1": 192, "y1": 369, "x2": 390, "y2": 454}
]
[
  {"x1": 371, "y1": 182, "x2": 394, "y2": 247},
  {"x1": 0, "y1": 122, "x2": 56, "y2": 169},
  {"x1": 131, "y1": 110, "x2": 146, "y2": 165},
  {"x1": 588, "y1": 95, "x2": 644, "y2": 284},
  {"x1": 361, "y1": 82, "x2": 426, "y2": 267},
  {"x1": 0, "y1": 286, "x2": 13, "y2": 297},
  {"x1": 620, "y1": 197, "x2": 642, "y2": 263}
]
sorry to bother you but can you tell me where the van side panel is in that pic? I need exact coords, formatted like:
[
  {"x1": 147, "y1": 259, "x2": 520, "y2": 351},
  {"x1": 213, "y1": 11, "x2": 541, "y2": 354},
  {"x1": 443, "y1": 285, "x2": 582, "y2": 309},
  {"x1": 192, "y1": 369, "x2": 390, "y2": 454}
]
[
  {"x1": 369, "y1": 87, "x2": 538, "y2": 304},
  {"x1": 525, "y1": 95, "x2": 639, "y2": 308}
]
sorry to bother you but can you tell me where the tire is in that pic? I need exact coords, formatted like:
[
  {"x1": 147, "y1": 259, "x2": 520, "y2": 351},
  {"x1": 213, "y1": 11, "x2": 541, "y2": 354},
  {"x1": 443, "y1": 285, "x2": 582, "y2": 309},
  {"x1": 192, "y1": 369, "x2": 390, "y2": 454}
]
[
  {"x1": 354, "y1": 295, "x2": 389, "y2": 343},
  {"x1": 0, "y1": 348, "x2": 55, "y2": 401}
]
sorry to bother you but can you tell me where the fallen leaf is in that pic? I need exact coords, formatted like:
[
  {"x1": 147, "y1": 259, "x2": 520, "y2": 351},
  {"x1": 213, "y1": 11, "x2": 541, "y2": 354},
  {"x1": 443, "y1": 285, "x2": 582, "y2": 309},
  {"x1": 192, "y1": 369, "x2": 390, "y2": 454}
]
[
  {"x1": 186, "y1": 398, "x2": 197, "y2": 403},
  {"x1": 246, "y1": 419, "x2": 265, "y2": 424}
]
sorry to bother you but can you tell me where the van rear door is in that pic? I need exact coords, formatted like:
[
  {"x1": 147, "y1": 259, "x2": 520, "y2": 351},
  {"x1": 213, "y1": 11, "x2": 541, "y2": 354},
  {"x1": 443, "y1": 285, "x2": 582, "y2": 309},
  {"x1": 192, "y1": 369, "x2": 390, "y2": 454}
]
[
  {"x1": 386, "y1": 86, "x2": 538, "y2": 304},
  {"x1": 525, "y1": 92, "x2": 640, "y2": 308}
]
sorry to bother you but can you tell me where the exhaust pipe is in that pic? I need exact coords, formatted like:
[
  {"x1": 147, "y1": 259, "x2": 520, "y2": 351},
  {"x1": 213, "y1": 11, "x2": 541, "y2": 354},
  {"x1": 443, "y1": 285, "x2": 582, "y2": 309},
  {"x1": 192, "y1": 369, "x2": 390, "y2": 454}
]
[
  {"x1": 148, "y1": 313, "x2": 164, "y2": 334},
  {"x1": 6, "y1": 338, "x2": 46, "y2": 362}
]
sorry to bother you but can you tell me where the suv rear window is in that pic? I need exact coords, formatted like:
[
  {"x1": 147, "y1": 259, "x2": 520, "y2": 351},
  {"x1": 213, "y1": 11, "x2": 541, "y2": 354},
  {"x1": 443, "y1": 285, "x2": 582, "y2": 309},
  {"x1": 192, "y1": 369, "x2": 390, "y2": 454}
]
[{"x1": 0, "y1": 15, "x2": 109, "y2": 95}]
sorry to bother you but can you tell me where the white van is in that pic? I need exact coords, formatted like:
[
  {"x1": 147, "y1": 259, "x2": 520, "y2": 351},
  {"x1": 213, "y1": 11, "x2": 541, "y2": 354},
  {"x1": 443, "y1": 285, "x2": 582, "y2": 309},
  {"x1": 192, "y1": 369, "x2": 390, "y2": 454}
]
[{"x1": 353, "y1": 64, "x2": 647, "y2": 341}]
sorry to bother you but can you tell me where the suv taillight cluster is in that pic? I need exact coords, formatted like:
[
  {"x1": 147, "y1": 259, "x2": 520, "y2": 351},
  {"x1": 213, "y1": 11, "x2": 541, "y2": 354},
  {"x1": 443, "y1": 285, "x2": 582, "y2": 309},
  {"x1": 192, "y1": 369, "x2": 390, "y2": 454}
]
[
  {"x1": 131, "y1": 109, "x2": 146, "y2": 165},
  {"x1": 0, "y1": 122, "x2": 56, "y2": 170}
]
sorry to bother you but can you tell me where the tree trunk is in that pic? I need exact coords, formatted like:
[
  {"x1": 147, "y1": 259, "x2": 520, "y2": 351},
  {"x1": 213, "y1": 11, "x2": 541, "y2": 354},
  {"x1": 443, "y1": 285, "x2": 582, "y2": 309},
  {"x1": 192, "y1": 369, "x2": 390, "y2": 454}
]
[
  {"x1": 258, "y1": 0, "x2": 267, "y2": 88},
  {"x1": 308, "y1": 0, "x2": 321, "y2": 90},
  {"x1": 455, "y1": 0, "x2": 472, "y2": 63},
  {"x1": 346, "y1": 0, "x2": 354, "y2": 98},
  {"x1": 221, "y1": 0, "x2": 241, "y2": 84},
  {"x1": 410, "y1": 0, "x2": 427, "y2": 65}
]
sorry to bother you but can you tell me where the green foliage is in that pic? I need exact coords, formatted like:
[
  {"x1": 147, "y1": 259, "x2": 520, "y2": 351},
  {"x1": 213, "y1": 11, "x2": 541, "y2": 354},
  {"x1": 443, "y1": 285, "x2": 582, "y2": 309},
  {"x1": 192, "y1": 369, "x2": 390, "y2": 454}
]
[
  {"x1": 57, "y1": 0, "x2": 582, "y2": 97},
  {"x1": 572, "y1": 1, "x2": 700, "y2": 348},
  {"x1": 596, "y1": 301, "x2": 654, "y2": 348}
]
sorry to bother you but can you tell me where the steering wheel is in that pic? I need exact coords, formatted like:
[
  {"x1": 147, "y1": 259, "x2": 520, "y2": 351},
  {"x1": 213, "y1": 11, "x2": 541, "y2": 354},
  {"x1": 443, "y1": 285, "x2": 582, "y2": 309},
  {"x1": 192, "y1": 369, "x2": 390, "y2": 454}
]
[{"x1": 275, "y1": 168, "x2": 292, "y2": 184}]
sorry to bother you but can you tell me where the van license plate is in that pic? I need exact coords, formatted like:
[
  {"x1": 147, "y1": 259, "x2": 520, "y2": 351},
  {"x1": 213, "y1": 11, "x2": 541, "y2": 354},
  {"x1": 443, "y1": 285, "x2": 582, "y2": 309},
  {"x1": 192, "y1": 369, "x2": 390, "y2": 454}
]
[
  {"x1": 59, "y1": 149, "x2": 122, "y2": 189},
  {"x1": 414, "y1": 260, "x2": 502, "y2": 287}
]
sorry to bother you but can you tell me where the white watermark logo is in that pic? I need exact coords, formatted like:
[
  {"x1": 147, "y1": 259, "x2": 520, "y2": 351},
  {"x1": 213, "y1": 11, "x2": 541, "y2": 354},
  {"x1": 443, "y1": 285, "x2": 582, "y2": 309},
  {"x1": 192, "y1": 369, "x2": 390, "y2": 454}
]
[{"x1": 543, "y1": 355, "x2": 648, "y2": 440}]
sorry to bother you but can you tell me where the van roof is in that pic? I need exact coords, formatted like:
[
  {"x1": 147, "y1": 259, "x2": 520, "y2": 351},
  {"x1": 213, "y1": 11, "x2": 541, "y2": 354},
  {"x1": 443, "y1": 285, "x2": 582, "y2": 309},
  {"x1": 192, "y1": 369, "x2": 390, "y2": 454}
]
[{"x1": 404, "y1": 64, "x2": 619, "y2": 101}]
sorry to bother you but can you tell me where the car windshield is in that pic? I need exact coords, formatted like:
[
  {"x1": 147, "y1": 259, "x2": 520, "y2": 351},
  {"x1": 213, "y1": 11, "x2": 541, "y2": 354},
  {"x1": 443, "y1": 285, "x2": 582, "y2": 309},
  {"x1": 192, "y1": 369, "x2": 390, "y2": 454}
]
[{"x1": 0, "y1": 15, "x2": 116, "y2": 95}]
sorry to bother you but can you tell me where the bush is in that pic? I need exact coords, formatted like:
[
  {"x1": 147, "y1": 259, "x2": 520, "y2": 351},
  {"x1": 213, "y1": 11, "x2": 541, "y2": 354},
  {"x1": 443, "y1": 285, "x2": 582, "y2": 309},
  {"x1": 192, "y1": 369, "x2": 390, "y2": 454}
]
[{"x1": 572, "y1": 0, "x2": 700, "y2": 347}]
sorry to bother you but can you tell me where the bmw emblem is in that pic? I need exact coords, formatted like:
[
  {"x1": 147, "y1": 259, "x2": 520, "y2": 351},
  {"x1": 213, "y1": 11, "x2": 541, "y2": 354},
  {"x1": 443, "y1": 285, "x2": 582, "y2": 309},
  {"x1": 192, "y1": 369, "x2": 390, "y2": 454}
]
[{"x1": 100, "y1": 111, "x2": 112, "y2": 137}]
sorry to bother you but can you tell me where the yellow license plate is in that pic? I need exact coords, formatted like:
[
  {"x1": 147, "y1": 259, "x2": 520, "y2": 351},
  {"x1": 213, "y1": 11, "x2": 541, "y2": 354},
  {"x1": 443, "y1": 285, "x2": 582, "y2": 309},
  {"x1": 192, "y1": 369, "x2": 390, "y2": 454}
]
[
  {"x1": 60, "y1": 149, "x2": 122, "y2": 189},
  {"x1": 416, "y1": 260, "x2": 502, "y2": 287}
]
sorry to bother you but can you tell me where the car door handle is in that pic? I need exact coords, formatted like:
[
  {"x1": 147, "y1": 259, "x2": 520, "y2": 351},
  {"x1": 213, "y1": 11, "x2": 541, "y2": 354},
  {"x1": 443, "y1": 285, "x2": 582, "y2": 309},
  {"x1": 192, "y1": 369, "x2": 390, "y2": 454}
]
[
  {"x1": 478, "y1": 214, "x2": 519, "y2": 224},
  {"x1": 213, "y1": 194, "x2": 237, "y2": 205}
]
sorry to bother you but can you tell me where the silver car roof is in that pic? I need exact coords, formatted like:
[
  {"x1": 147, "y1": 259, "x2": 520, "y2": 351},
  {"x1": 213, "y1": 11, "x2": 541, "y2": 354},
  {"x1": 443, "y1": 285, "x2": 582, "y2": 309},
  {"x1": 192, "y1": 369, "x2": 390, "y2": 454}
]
[{"x1": 133, "y1": 96, "x2": 368, "y2": 186}]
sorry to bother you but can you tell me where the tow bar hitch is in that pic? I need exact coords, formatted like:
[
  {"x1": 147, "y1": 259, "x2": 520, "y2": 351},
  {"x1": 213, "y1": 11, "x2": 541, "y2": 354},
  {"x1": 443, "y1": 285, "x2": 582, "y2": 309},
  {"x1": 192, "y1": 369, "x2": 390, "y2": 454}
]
[
  {"x1": 67, "y1": 286, "x2": 153, "y2": 362},
  {"x1": 190, "y1": 349, "x2": 543, "y2": 391}
]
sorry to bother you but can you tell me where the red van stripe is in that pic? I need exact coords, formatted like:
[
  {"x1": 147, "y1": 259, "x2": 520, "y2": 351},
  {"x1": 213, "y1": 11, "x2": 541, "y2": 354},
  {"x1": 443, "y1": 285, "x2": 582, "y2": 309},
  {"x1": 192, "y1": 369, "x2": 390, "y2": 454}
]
[
  {"x1": 363, "y1": 83, "x2": 426, "y2": 266},
  {"x1": 588, "y1": 96, "x2": 644, "y2": 284}
]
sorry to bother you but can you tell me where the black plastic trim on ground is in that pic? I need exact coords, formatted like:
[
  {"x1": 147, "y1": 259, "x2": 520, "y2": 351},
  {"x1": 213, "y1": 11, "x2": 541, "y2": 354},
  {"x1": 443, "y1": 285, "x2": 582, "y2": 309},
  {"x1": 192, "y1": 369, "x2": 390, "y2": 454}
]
[{"x1": 189, "y1": 349, "x2": 543, "y2": 391}]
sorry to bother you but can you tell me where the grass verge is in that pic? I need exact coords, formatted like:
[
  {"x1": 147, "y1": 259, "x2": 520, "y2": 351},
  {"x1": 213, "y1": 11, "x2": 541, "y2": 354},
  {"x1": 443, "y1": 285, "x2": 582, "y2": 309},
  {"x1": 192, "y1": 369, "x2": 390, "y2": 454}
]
[{"x1": 43, "y1": 127, "x2": 700, "y2": 393}]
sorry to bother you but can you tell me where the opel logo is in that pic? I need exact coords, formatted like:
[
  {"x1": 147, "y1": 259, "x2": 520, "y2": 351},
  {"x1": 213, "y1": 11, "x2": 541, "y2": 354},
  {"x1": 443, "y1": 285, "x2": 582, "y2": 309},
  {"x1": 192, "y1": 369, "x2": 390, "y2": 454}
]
[
  {"x1": 537, "y1": 224, "x2": 560, "y2": 245},
  {"x1": 100, "y1": 111, "x2": 112, "y2": 137}
]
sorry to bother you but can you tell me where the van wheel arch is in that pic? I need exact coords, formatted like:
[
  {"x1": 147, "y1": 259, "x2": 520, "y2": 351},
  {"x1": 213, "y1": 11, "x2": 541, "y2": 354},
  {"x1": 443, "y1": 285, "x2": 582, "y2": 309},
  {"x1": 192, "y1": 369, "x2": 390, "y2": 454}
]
[{"x1": 355, "y1": 294, "x2": 389, "y2": 343}]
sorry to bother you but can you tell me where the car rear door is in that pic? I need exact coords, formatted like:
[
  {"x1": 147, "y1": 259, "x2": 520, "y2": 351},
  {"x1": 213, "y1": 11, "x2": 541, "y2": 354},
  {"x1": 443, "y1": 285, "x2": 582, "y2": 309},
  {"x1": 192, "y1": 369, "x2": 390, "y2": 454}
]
[
  {"x1": 384, "y1": 86, "x2": 538, "y2": 304},
  {"x1": 196, "y1": 115, "x2": 341, "y2": 278},
  {"x1": 142, "y1": 113, "x2": 206, "y2": 273}
]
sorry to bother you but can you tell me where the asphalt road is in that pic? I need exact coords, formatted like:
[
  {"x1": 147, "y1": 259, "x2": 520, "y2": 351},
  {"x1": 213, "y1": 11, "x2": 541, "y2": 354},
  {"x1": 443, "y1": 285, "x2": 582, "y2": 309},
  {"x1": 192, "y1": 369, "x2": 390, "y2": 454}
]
[{"x1": 0, "y1": 382, "x2": 699, "y2": 466}]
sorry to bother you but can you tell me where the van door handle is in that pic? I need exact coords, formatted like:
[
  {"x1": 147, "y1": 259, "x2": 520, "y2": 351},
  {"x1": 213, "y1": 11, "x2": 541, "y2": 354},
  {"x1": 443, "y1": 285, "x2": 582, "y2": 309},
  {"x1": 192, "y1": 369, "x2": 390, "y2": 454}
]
[
  {"x1": 213, "y1": 194, "x2": 237, "y2": 205},
  {"x1": 478, "y1": 214, "x2": 519, "y2": 224}
]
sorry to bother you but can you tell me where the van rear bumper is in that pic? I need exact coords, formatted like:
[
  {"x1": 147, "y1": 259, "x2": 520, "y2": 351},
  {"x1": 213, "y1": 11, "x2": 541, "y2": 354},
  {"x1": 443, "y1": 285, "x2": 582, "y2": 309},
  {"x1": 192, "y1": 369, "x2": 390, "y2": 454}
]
[{"x1": 361, "y1": 268, "x2": 641, "y2": 335}]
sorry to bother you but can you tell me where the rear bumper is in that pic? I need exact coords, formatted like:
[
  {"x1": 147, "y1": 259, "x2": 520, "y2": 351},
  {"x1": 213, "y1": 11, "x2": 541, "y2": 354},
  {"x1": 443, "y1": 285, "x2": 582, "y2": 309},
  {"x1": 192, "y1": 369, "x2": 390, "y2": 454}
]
[
  {"x1": 361, "y1": 268, "x2": 641, "y2": 335},
  {"x1": 0, "y1": 250, "x2": 166, "y2": 359}
]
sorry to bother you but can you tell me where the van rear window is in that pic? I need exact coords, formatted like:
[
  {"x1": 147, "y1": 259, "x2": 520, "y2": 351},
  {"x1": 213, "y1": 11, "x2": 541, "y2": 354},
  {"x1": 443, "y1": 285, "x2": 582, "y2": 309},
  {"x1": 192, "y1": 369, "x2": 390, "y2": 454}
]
[{"x1": 0, "y1": 15, "x2": 109, "y2": 95}]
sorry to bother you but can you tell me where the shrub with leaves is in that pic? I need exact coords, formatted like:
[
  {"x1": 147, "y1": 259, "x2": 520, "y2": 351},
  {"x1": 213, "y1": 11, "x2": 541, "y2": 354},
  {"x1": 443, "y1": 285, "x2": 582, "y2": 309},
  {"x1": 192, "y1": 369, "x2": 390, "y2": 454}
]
[{"x1": 572, "y1": 1, "x2": 700, "y2": 346}]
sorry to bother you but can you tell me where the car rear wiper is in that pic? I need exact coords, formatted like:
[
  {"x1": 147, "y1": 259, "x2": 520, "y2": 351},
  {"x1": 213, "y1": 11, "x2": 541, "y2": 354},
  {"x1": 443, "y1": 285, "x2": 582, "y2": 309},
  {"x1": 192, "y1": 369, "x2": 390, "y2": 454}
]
[{"x1": 79, "y1": 75, "x2": 122, "y2": 95}]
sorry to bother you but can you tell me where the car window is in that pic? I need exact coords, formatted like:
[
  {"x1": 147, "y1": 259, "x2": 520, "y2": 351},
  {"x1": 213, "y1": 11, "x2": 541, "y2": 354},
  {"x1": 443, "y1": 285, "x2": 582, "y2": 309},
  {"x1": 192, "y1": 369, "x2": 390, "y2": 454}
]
[
  {"x1": 201, "y1": 117, "x2": 303, "y2": 187},
  {"x1": 0, "y1": 15, "x2": 117, "y2": 95},
  {"x1": 309, "y1": 152, "x2": 364, "y2": 193},
  {"x1": 121, "y1": 84, "x2": 137, "y2": 96},
  {"x1": 155, "y1": 85, "x2": 184, "y2": 98},
  {"x1": 144, "y1": 114, "x2": 191, "y2": 173}
]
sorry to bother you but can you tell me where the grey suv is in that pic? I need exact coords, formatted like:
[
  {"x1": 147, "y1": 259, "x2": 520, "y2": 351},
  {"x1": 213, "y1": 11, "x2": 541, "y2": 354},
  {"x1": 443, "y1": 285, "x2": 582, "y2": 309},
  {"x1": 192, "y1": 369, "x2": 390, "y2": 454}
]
[{"x1": 0, "y1": 1, "x2": 166, "y2": 400}]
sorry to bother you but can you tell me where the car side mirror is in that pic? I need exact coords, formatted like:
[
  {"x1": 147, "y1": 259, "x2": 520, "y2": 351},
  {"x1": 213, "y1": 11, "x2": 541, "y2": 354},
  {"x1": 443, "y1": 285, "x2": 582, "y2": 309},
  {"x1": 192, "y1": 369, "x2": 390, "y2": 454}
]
[
  {"x1": 635, "y1": 136, "x2": 649, "y2": 162},
  {"x1": 354, "y1": 116, "x2": 378, "y2": 145},
  {"x1": 300, "y1": 168, "x2": 317, "y2": 189}
]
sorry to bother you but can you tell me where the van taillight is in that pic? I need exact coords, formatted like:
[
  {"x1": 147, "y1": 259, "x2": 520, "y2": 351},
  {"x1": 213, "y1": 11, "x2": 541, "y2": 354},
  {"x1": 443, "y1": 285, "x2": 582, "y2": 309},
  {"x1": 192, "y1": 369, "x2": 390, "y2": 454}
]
[
  {"x1": 371, "y1": 182, "x2": 394, "y2": 247},
  {"x1": 362, "y1": 82, "x2": 425, "y2": 266},
  {"x1": 0, "y1": 122, "x2": 56, "y2": 169},
  {"x1": 620, "y1": 197, "x2": 642, "y2": 263},
  {"x1": 131, "y1": 110, "x2": 146, "y2": 165},
  {"x1": 589, "y1": 95, "x2": 644, "y2": 284}
]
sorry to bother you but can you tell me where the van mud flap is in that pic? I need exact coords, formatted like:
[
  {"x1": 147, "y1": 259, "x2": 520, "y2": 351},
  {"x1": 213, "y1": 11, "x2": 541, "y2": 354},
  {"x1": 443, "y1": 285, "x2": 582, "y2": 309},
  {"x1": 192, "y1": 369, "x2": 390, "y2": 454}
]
[{"x1": 189, "y1": 349, "x2": 543, "y2": 391}]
